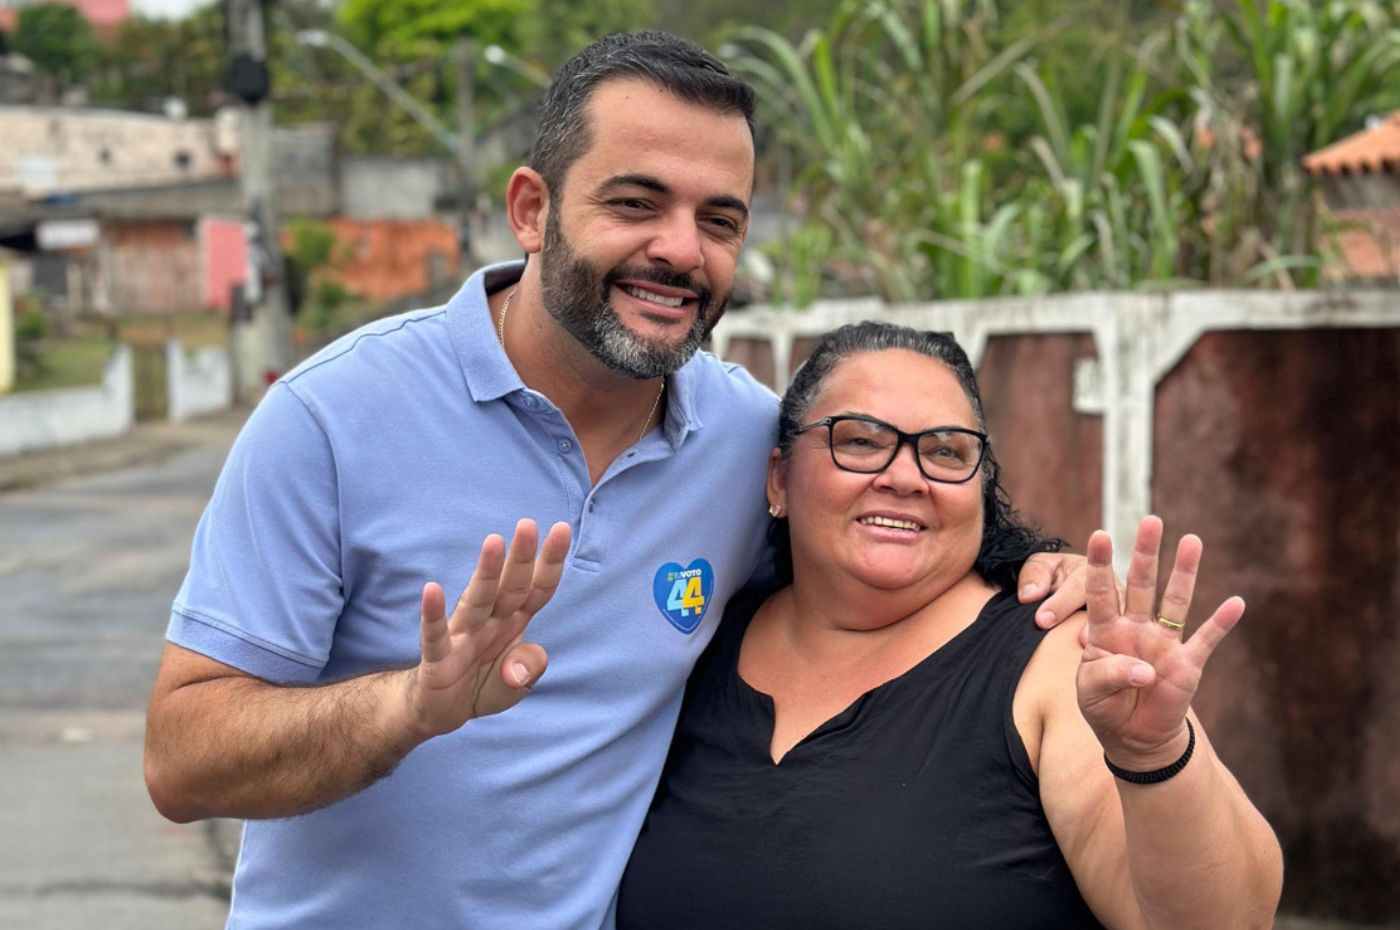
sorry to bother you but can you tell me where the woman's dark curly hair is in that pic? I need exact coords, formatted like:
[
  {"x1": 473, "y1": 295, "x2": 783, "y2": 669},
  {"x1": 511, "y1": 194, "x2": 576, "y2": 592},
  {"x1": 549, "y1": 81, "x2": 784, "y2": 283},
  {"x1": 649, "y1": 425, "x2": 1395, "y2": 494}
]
[{"x1": 770, "y1": 320, "x2": 1062, "y2": 592}]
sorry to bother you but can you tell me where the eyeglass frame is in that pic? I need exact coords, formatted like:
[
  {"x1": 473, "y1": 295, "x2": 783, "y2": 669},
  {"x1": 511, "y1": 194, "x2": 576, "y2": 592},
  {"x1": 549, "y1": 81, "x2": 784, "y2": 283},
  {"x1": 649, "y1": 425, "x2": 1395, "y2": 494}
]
[{"x1": 791, "y1": 414, "x2": 990, "y2": 484}]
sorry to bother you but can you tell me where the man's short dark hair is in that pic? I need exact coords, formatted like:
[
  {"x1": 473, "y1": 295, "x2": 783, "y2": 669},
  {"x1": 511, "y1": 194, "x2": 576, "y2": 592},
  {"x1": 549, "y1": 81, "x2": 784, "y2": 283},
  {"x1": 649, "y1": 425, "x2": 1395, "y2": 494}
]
[{"x1": 527, "y1": 31, "x2": 756, "y2": 195}]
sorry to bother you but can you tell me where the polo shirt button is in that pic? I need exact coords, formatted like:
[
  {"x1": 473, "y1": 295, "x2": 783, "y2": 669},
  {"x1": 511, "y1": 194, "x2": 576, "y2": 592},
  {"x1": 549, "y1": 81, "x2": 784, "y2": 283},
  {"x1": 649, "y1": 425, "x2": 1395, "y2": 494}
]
[{"x1": 558, "y1": 439, "x2": 573, "y2": 453}]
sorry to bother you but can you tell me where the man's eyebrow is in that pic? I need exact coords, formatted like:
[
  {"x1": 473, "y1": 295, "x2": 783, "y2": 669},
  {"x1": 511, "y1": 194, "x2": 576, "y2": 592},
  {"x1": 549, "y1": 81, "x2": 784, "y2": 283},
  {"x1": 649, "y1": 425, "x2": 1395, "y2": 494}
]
[
  {"x1": 598, "y1": 173, "x2": 670, "y2": 196},
  {"x1": 597, "y1": 174, "x2": 750, "y2": 219},
  {"x1": 705, "y1": 194, "x2": 750, "y2": 220}
]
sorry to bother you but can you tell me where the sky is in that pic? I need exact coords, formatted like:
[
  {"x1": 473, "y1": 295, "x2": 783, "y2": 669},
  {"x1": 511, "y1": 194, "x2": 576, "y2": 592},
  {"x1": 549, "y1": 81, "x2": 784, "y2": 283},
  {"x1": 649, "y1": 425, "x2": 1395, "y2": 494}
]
[{"x1": 131, "y1": 0, "x2": 213, "y2": 18}]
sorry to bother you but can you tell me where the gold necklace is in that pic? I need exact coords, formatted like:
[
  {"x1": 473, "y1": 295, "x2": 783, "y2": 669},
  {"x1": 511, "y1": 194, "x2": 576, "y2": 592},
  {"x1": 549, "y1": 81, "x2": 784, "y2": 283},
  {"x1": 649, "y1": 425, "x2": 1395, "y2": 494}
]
[
  {"x1": 636, "y1": 382, "x2": 665, "y2": 444},
  {"x1": 496, "y1": 285, "x2": 516, "y2": 344},
  {"x1": 498, "y1": 285, "x2": 664, "y2": 445}
]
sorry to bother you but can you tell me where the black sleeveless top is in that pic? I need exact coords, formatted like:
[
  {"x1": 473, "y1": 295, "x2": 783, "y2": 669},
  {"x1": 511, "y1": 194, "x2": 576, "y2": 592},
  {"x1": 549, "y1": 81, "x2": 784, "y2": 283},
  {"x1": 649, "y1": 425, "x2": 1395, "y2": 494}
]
[{"x1": 617, "y1": 585, "x2": 1104, "y2": 930}]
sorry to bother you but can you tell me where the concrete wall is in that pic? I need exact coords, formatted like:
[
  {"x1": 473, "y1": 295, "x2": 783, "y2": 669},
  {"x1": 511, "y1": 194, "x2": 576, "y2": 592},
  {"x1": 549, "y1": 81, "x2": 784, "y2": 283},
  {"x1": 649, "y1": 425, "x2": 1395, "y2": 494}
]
[
  {"x1": 166, "y1": 339, "x2": 230, "y2": 422},
  {"x1": 339, "y1": 158, "x2": 446, "y2": 220},
  {"x1": 1318, "y1": 173, "x2": 1400, "y2": 212},
  {"x1": 0, "y1": 107, "x2": 228, "y2": 197},
  {"x1": 711, "y1": 289, "x2": 1400, "y2": 922},
  {"x1": 273, "y1": 124, "x2": 339, "y2": 218},
  {"x1": 0, "y1": 345, "x2": 132, "y2": 455}
]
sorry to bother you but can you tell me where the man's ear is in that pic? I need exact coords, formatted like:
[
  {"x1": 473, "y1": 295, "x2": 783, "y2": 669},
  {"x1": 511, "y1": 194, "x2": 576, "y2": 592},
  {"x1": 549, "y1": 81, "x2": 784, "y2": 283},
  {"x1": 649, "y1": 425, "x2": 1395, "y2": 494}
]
[
  {"x1": 765, "y1": 448, "x2": 787, "y2": 517},
  {"x1": 506, "y1": 167, "x2": 549, "y2": 254}
]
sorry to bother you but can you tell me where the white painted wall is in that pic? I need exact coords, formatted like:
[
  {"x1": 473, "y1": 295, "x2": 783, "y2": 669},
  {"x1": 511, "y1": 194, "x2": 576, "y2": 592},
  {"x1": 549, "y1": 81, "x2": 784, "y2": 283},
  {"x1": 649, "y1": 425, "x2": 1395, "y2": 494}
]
[
  {"x1": 166, "y1": 339, "x2": 231, "y2": 422},
  {"x1": 0, "y1": 261, "x2": 13, "y2": 394},
  {"x1": 0, "y1": 346, "x2": 133, "y2": 456}
]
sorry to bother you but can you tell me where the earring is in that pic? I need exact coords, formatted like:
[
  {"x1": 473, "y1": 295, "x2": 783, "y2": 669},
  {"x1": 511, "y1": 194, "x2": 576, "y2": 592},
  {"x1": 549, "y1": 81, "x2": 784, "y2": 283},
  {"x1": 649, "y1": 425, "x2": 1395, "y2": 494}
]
[{"x1": 768, "y1": 504, "x2": 783, "y2": 518}]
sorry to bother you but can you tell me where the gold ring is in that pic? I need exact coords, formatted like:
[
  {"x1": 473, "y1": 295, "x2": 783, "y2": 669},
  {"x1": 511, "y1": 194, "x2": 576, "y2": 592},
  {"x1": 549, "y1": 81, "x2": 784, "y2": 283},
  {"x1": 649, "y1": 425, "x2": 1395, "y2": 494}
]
[{"x1": 1155, "y1": 615, "x2": 1185, "y2": 632}]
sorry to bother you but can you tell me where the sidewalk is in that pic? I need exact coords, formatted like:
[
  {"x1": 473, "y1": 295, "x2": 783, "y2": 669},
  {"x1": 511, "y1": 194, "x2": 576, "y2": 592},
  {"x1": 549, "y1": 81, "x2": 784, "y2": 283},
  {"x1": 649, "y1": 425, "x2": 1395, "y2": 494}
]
[{"x1": 0, "y1": 408, "x2": 248, "y2": 495}]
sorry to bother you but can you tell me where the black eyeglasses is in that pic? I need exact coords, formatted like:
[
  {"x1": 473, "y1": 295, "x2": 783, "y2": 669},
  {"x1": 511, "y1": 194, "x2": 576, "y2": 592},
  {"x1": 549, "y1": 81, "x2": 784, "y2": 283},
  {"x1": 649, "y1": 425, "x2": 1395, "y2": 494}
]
[{"x1": 792, "y1": 414, "x2": 988, "y2": 484}]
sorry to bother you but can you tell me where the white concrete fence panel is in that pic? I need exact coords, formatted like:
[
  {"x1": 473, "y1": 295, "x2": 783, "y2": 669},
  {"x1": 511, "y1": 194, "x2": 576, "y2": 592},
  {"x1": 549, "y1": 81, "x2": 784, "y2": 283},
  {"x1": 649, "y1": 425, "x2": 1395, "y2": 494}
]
[
  {"x1": 167, "y1": 340, "x2": 232, "y2": 423},
  {"x1": 0, "y1": 345, "x2": 134, "y2": 456},
  {"x1": 710, "y1": 289, "x2": 1400, "y2": 572}
]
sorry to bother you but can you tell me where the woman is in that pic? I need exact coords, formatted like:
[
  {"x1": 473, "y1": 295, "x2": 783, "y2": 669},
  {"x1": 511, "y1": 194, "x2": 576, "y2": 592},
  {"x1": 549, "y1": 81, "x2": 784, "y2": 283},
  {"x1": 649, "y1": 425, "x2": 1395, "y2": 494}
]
[{"x1": 617, "y1": 322, "x2": 1282, "y2": 929}]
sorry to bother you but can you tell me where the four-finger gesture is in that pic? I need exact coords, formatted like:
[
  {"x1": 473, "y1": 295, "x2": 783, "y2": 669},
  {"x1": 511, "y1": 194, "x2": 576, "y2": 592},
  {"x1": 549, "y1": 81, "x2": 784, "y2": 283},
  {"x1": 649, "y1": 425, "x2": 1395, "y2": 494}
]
[
  {"x1": 408, "y1": 519, "x2": 572, "y2": 740},
  {"x1": 1077, "y1": 515, "x2": 1244, "y2": 769}
]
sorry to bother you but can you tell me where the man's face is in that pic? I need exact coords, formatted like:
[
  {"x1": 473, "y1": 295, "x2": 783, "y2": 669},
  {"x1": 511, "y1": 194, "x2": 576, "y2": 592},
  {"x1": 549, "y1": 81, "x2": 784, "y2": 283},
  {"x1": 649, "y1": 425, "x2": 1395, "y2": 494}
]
[{"x1": 538, "y1": 78, "x2": 755, "y2": 379}]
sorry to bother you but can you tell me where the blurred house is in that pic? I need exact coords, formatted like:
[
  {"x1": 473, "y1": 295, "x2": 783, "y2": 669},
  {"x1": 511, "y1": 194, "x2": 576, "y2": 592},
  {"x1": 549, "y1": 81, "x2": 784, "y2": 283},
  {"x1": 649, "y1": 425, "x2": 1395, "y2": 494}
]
[
  {"x1": 0, "y1": 107, "x2": 462, "y2": 316},
  {"x1": 0, "y1": 105, "x2": 236, "y2": 196},
  {"x1": 1303, "y1": 111, "x2": 1400, "y2": 285},
  {"x1": 0, "y1": 52, "x2": 36, "y2": 105},
  {"x1": 0, "y1": 0, "x2": 129, "y2": 34}
]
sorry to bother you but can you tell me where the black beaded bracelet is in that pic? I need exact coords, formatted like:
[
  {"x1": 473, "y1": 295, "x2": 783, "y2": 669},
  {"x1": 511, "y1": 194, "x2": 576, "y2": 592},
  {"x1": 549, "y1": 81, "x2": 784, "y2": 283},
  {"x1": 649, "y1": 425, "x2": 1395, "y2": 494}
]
[{"x1": 1104, "y1": 719, "x2": 1195, "y2": 785}]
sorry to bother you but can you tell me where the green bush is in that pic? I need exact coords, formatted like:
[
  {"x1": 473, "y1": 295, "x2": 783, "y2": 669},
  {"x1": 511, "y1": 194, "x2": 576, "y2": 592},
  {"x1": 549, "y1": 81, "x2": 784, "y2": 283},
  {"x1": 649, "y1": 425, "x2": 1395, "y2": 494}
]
[
  {"x1": 287, "y1": 219, "x2": 340, "y2": 272},
  {"x1": 305, "y1": 279, "x2": 357, "y2": 336},
  {"x1": 15, "y1": 305, "x2": 48, "y2": 342},
  {"x1": 726, "y1": 0, "x2": 1400, "y2": 300},
  {"x1": 14, "y1": 305, "x2": 48, "y2": 381}
]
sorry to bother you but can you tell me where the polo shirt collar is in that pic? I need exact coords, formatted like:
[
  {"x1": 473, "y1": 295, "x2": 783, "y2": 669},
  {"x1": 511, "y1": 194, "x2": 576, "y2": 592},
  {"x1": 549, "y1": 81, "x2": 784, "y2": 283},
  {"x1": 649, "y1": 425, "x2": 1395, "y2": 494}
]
[
  {"x1": 449, "y1": 260, "x2": 528, "y2": 404},
  {"x1": 446, "y1": 260, "x2": 705, "y2": 445}
]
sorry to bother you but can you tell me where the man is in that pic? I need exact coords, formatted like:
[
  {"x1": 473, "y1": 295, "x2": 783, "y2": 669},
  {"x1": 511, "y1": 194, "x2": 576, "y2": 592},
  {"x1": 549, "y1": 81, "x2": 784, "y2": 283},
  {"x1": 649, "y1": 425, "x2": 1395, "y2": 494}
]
[{"x1": 145, "y1": 31, "x2": 1084, "y2": 930}]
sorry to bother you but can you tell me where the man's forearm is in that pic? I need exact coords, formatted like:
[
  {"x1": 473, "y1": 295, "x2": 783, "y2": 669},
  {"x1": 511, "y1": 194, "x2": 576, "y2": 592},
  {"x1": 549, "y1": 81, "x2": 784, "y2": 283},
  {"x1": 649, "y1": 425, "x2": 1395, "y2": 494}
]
[{"x1": 145, "y1": 668, "x2": 423, "y2": 822}]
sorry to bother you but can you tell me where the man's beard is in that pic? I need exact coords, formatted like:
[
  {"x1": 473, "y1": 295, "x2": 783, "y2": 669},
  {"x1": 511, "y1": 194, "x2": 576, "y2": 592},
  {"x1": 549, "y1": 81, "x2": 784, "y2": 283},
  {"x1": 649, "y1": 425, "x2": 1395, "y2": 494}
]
[{"x1": 538, "y1": 205, "x2": 726, "y2": 379}]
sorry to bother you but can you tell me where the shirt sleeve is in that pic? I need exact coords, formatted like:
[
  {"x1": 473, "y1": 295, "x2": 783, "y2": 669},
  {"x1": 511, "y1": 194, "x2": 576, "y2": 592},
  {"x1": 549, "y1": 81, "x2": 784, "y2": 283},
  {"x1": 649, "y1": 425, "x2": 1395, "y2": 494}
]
[{"x1": 167, "y1": 382, "x2": 344, "y2": 684}]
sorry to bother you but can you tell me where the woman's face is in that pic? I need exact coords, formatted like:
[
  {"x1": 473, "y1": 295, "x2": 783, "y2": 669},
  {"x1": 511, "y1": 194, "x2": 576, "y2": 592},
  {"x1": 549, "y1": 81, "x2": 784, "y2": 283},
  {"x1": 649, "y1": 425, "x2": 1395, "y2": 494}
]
[{"x1": 770, "y1": 349, "x2": 985, "y2": 602}]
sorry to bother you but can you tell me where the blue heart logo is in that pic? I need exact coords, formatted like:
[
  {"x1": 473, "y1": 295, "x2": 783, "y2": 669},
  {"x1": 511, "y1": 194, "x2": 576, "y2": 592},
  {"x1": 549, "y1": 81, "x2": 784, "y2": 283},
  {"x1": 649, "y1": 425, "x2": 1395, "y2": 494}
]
[{"x1": 651, "y1": 559, "x2": 715, "y2": 634}]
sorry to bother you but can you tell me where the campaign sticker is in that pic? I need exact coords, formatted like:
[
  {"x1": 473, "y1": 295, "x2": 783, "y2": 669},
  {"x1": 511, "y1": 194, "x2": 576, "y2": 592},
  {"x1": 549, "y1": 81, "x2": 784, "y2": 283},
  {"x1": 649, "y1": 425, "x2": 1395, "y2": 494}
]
[{"x1": 651, "y1": 559, "x2": 715, "y2": 634}]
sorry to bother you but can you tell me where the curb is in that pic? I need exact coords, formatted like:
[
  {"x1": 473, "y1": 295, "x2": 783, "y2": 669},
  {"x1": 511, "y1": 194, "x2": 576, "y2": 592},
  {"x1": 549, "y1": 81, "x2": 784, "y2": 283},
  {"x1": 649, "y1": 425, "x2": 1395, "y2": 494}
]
[{"x1": 0, "y1": 409, "x2": 248, "y2": 495}]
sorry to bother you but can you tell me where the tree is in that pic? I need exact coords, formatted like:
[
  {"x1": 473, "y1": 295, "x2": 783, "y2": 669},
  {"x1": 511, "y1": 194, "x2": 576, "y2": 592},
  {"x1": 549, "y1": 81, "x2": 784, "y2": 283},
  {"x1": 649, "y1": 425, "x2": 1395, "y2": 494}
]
[
  {"x1": 337, "y1": 0, "x2": 528, "y2": 58},
  {"x1": 517, "y1": 0, "x2": 658, "y2": 70},
  {"x1": 655, "y1": 0, "x2": 847, "y2": 46},
  {"x1": 91, "y1": 8, "x2": 228, "y2": 114},
  {"x1": 14, "y1": 3, "x2": 99, "y2": 86}
]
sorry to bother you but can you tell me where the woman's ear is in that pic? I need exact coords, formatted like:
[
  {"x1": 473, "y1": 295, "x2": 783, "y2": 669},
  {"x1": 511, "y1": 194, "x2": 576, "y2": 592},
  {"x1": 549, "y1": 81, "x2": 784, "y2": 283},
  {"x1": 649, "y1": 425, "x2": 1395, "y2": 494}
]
[
  {"x1": 765, "y1": 448, "x2": 787, "y2": 518},
  {"x1": 505, "y1": 167, "x2": 549, "y2": 254}
]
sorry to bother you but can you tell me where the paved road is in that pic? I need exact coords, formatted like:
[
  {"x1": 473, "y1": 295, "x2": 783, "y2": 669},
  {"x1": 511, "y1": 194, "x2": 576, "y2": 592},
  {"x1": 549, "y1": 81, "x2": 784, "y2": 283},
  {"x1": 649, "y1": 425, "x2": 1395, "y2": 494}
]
[{"x1": 0, "y1": 417, "x2": 243, "y2": 929}]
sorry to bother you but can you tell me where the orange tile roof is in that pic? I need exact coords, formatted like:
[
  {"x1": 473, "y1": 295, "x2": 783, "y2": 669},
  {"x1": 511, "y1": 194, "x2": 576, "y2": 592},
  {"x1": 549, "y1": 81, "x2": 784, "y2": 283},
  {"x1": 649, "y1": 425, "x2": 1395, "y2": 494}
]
[{"x1": 1304, "y1": 112, "x2": 1400, "y2": 176}]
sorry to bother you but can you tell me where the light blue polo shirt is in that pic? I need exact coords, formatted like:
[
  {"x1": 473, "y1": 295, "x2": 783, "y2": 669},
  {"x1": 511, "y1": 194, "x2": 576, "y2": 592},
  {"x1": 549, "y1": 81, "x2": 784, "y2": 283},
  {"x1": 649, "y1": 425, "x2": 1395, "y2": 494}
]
[{"x1": 168, "y1": 261, "x2": 777, "y2": 930}]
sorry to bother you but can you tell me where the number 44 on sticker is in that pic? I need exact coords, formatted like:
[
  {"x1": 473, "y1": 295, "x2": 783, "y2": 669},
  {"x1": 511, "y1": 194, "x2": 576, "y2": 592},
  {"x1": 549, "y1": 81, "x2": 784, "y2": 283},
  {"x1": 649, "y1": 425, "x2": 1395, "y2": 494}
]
[{"x1": 666, "y1": 574, "x2": 706, "y2": 617}]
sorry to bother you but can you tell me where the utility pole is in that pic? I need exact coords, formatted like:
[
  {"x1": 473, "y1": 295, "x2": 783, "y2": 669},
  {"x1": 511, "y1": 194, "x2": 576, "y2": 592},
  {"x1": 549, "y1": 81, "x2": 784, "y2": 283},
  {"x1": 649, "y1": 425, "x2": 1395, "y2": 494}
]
[
  {"x1": 227, "y1": 0, "x2": 293, "y2": 404},
  {"x1": 452, "y1": 38, "x2": 477, "y2": 264}
]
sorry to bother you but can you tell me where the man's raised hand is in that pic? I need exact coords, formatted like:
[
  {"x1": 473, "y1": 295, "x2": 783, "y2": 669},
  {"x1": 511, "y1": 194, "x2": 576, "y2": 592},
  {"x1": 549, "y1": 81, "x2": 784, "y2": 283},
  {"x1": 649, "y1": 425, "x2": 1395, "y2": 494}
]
[{"x1": 406, "y1": 519, "x2": 571, "y2": 741}]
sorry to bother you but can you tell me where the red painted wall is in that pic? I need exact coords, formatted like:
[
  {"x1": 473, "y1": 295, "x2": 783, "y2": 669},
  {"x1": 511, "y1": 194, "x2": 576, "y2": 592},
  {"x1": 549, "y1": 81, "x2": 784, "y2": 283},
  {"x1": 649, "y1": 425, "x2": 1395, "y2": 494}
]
[
  {"x1": 1154, "y1": 329, "x2": 1400, "y2": 922},
  {"x1": 0, "y1": 0, "x2": 127, "y2": 32},
  {"x1": 199, "y1": 217, "x2": 246, "y2": 312}
]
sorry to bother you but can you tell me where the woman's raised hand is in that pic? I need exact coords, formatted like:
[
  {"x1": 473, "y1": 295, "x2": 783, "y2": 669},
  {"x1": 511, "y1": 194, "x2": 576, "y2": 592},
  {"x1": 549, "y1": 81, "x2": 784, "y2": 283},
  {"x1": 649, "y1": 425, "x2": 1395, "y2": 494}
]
[{"x1": 1077, "y1": 516, "x2": 1244, "y2": 770}]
